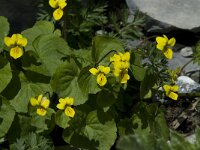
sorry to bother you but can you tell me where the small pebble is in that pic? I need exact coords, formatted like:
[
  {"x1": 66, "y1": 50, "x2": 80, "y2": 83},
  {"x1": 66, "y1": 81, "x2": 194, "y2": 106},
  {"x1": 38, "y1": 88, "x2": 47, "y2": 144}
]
[{"x1": 180, "y1": 47, "x2": 193, "y2": 57}]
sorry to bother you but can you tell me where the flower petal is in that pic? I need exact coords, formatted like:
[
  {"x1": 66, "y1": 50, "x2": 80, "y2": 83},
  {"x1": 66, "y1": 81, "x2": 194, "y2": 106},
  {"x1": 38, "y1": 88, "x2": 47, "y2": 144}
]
[
  {"x1": 163, "y1": 85, "x2": 170, "y2": 93},
  {"x1": 99, "y1": 66, "x2": 110, "y2": 74},
  {"x1": 168, "y1": 38, "x2": 176, "y2": 47},
  {"x1": 65, "y1": 97, "x2": 74, "y2": 106},
  {"x1": 163, "y1": 35, "x2": 169, "y2": 41},
  {"x1": 156, "y1": 43, "x2": 165, "y2": 51},
  {"x1": 168, "y1": 92, "x2": 178, "y2": 100},
  {"x1": 17, "y1": 37, "x2": 28, "y2": 47},
  {"x1": 10, "y1": 46, "x2": 23, "y2": 59},
  {"x1": 64, "y1": 106, "x2": 75, "y2": 118},
  {"x1": 37, "y1": 95, "x2": 43, "y2": 103},
  {"x1": 122, "y1": 52, "x2": 130, "y2": 61},
  {"x1": 120, "y1": 73, "x2": 130, "y2": 84},
  {"x1": 53, "y1": 8, "x2": 63, "y2": 20},
  {"x1": 49, "y1": 0, "x2": 58, "y2": 8},
  {"x1": 163, "y1": 48, "x2": 173, "y2": 59},
  {"x1": 171, "y1": 85, "x2": 179, "y2": 92},
  {"x1": 30, "y1": 98, "x2": 39, "y2": 106},
  {"x1": 89, "y1": 68, "x2": 99, "y2": 75},
  {"x1": 97, "y1": 73, "x2": 107, "y2": 86},
  {"x1": 58, "y1": 0, "x2": 67, "y2": 9},
  {"x1": 113, "y1": 68, "x2": 121, "y2": 77},
  {"x1": 110, "y1": 54, "x2": 121, "y2": 62},
  {"x1": 37, "y1": 108, "x2": 47, "y2": 116},
  {"x1": 156, "y1": 36, "x2": 167, "y2": 47},
  {"x1": 40, "y1": 97, "x2": 50, "y2": 109},
  {"x1": 4, "y1": 37, "x2": 15, "y2": 47},
  {"x1": 57, "y1": 103, "x2": 65, "y2": 110}
]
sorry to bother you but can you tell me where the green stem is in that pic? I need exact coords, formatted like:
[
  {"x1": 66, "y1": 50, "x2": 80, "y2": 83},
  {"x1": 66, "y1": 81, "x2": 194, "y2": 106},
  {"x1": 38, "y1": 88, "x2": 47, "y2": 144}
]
[
  {"x1": 62, "y1": 7, "x2": 67, "y2": 41},
  {"x1": 95, "y1": 50, "x2": 118, "y2": 66},
  {"x1": 178, "y1": 92, "x2": 200, "y2": 98},
  {"x1": 179, "y1": 58, "x2": 194, "y2": 76}
]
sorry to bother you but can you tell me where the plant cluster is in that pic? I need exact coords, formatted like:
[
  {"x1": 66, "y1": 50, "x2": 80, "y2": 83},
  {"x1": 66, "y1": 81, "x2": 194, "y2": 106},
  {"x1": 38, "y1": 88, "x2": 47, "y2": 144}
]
[{"x1": 0, "y1": 0, "x2": 198, "y2": 150}]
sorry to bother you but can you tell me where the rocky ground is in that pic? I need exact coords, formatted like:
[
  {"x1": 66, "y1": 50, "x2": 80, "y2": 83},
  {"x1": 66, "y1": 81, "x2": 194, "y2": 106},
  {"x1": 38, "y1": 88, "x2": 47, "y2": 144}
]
[{"x1": 126, "y1": 0, "x2": 200, "y2": 143}]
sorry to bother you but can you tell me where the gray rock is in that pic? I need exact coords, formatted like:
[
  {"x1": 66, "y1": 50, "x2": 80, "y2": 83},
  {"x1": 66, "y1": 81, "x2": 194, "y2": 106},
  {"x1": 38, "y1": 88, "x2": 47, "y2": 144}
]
[
  {"x1": 168, "y1": 52, "x2": 200, "y2": 82},
  {"x1": 126, "y1": 0, "x2": 200, "y2": 32},
  {"x1": 0, "y1": 0, "x2": 38, "y2": 33},
  {"x1": 176, "y1": 76, "x2": 200, "y2": 93},
  {"x1": 180, "y1": 47, "x2": 193, "y2": 57},
  {"x1": 185, "y1": 134, "x2": 196, "y2": 144}
]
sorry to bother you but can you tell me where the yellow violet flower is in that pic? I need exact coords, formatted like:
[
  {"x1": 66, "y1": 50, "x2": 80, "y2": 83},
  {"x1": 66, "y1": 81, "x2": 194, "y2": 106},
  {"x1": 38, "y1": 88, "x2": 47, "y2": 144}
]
[
  {"x1": 10, "y1": 46, "x2": 24, "y2": 59},
  {"x1": 156, "y1": 35, "x2": 176, "y2": 59},
  {"x1": 110, "y1": 52, "x2": 131, "y2": 84},
  {"x1": 110, "y1": 52, "x2": 130, "y2": 69},
  {"x1": 114, "y1": 68, "x2": 130, "y2": 84},
  {"x1": 56, "y1": 97, "x2": 75, "y2": 118},
  {"x1": 53, "y1": 8, "x2": 64, "y2": 21},
  {"x1": 30, "y1": 95, "x2": 50, "y2": 116},
  {"x1": 163, "y1": 85, "x2": 179, "y2": 100},
  {"x1": 49, "y1": 0, "x2": 67, "y2": 20},
  {"x1": 89, "y1": 66, "x2": 110, "y2": 86},
  {"x1": 4, "y1": 33, "x2": 27, "y2": 59}
]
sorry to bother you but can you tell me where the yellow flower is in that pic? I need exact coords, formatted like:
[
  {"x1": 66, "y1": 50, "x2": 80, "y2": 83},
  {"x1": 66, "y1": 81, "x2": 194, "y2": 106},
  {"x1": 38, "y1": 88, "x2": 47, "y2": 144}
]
[
  {"x1": 56, "y1": 97, "x2": 75, "y2": 118},
  {"x1": 167, "y1": 68, "x2": 180, "y2": 84},
  {"x1": 110, "y1": 52, "x2": 130, "y2": 69},
  {"x1": 97, "y1": 73, "x2": 107, "y2": 86},
  {"x1": 53, "y1": 8, "x2": 64, "y2": 20},
  {"x1": 4, "y1": 34, "x2": 27, "y2": 59},
  {"x1": 89, "y1": 66, "x2": 110, "y2": 86},
  {"x1": 114, "y1": 68, "x2": 130, "y2": 84},
  {"x1": 30, "y1": 95, "x2": 50, "y2": 116},
  {"x1": 49, "y1": 0, "x2": 67, "y2": 20},
  {"x1": 156, "y1": 35, "x2": 176, "y2": 59},
  {"x1": 10, "y1": 46, "x2": 23, "y2": 59},
  {"x1": 49, "y1": 0, "x2": 67, "y2": 9},
  {"x1": 4, "y1": 34, "x2": 27, "y2": 47},
  {"x1": 163, "y1": 85, "x2": 179, "y2": 100},
  {"x1": 110, "y1": 52, "x2": 130, "y2": 84}
]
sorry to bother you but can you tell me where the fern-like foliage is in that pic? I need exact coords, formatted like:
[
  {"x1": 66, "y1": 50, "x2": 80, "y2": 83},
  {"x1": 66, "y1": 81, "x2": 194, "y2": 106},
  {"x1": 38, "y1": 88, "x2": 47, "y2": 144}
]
[
  {"x1": 36, "y1": 0, "x2": 54, "y2": 22},
  {"x1": 108, "y1": 8, "x2": 145, "y2": 41},
  {"x1": 66, "y1": 0, "x2": 108, "y2": 49},
  {"x1": 193, "y1": 40, "x2": 200, "y2": 65},
  {"x1": 10, "y1": 133, "x2": 54, "y2": 150}
]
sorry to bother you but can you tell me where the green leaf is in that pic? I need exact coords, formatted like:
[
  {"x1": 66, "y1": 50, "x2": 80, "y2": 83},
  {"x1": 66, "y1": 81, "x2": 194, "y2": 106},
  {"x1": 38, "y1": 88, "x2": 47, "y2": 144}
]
[
  {"x1": 78, "y1": 66, "x2": 101, "y2": 95},
  {"x1": 0, "y1": 56, "x2": 12, "y2": 93},
  {"x1": 149, "y1": 111, "x2": 169, "y2": 140},
  {"x1": 117, "y1": 118, "x2": 135, "y2": 136},
  {"x1": 140, "y1": 70, "x2": 157, "y2": 99},
  {"x1": 30, "y1": 108, "x2": 55, "y2": 133},
  {"x1": 51, "y1": 59, "x2": 87, "y2": 106},
  {"x1": 170, "y1": 131, "x2": 195, "y2": 150},
  {"x1": 194, "y1": 41, "x2": 200, "y2": 65},
  {"x1": 83, "y1": 111, "x2": 117, "y2": 150},
  {"x1": 22, "y1": 21, "x2": 55, "y2": 51},
  {"x1": 131, "y1": 102, "x2": 169, "y2": 140},
  {"x1": 0, "y1": 16, "x2": 9, "y2": 50},
  {"x1": 116, "y1": 134, "x2": 156, "y2": 150},
  {"x1": 96, "y1": 90, "x2": 117, "y2": 109},
  {"x1": 130, "y1": 51, "x2": 145, "y2": 81},
  {"x1": 22, "y1": 51, "x2": 50, "y2": 77},
  {"x1": 10, "y1": 72, "x2": 52, "y2": 113},
  {"x1": 131, "y1": 65, "x2": 145, "y2": 81},
  {"x1": 0, "y1": 96, "x2": 15, "y2": 137},
  {"x1": 32, "y1": 34, "x2": 71, "y2": 76},
  {"x1": 195, "y1": 127, "x2": 200, "y2": 147},
  {"x1": 55, "y1": 110, "x2": 70, "y2": 129},
  {"x1": 92, "y1": 36, "x2": 123, "y2": 64}
]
